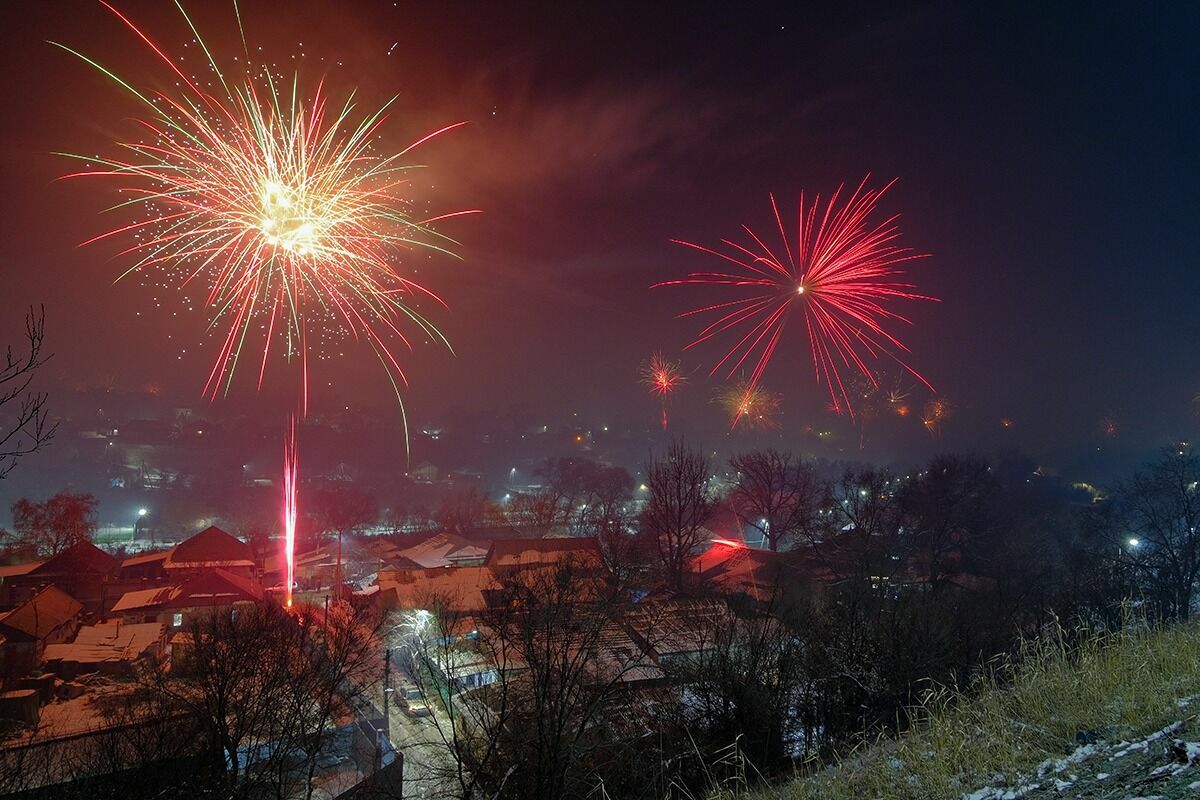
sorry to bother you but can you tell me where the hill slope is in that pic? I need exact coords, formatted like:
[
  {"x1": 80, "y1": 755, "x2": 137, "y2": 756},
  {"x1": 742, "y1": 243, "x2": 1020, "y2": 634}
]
[{"x1": 755, "y1": 619, "x2": 1200, "y2": 800}]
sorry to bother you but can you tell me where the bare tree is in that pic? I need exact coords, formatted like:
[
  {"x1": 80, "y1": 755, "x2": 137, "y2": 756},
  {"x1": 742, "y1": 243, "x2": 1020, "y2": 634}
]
[
  {"x1": 282, "y1": 601, "x2": 383, "y2": 800},
  {"x1": 574, "y1": 464, "x2": 634, "y2": 539},
  {"x1": 435, "y1": 486, "x2": 498, "y2": 532},
  {"x1": 309, "y1": 486, "x2": 380, "y2": 590},
  {"x1": 142, "y1": 603, "x2": 299, "y2": 794},
  {"x1": 10, "y1": 491, "x2": 99, "y2": 557},
  {"x1": 818, "y1": 467, "x2": 909, "y2": 584},
  {"x1": 1103, "y1": 445, "x2": 1200, "y2": 620},
  {"x1": 137, "y1": 599, "x2": 383, "y2": 798},
  {"x1": 402, "y1": 559, "x2": 656, "y2": 799},
  {"x1": 0, "y1": 306, "x2": 56, "y2": 479},
  {"x1": 660, "y1": 600, "x2": 811, "y2": 783},
  {"x1": 727, "y1": 449, "x2": 821, "y2": 551},
  {"x1": 641, "y1": 440, "x2": 717, "y2": 590}
]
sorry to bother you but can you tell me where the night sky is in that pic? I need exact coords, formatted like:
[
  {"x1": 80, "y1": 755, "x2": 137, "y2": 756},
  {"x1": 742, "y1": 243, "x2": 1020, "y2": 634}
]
[{"x1": 1, "y1": 1, "x2": 1198, "y2": 474}]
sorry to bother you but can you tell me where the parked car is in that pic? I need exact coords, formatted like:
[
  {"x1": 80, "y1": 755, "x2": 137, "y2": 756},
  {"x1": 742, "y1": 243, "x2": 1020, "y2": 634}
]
[{"x1": 398, "y1": 684, "x2": 431, "y2": 717}]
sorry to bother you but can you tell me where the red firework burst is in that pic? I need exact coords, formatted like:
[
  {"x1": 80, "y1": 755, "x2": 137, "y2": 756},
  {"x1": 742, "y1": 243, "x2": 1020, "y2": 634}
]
[
  {"x1": 656, "y1": 176, "x2": 936, "y2": 415},
  {"x1": 639, "y1": 352, "x2": 686, "y2": 429},
  {"x1": 640, "y1": 352, "x2": 686, "y2": 397}
]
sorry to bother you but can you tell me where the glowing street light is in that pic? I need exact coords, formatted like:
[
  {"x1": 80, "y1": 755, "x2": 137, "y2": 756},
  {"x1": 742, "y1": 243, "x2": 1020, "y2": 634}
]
[{"x1": 1127, "y1": 538, "x2": 1140, "y2": 547}]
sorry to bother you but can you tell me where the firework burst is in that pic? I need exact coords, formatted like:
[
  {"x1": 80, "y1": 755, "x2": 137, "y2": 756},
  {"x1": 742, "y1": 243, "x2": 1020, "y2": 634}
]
[
  {"x1": 656, "y1": 177, "x2": 935, "y2": 416},
  {"x1": 56, "y1": 2, "x2": 475, "y2": 439},
  {"x1": 640, "y1": 352, "x2": 687, "y2": 429},
  {"x1": 1100, "y1": 415, "x2": 1119, "y2": 438},
  {"x1": 922, "y1": 396, "x2": 952, "y2": 437},
  {"x1": 716, "y1": 379, "x2": 782, "y2": 431}
]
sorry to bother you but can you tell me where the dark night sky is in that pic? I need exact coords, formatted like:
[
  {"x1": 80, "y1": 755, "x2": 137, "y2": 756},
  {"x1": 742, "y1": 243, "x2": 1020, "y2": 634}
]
[{"x1": 1, "y1": 1, "x2": 1198, "y2": 473}]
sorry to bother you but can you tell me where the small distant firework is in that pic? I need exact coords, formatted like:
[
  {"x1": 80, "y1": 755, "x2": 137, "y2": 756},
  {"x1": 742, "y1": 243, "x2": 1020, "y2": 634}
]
[
  {"x1": 1100, "y1": 415, "x2": 1119, "y2": 438},
  {"x1": 922, "y1": 396, "x2": 953, "y2": 437},
  {"x1": 717, "y1": 379, "x2": 782, "y2": 430},
  {"x1": 885, "y1": 384, "x2": 911, "y2": 414},
  {"x1": 640, "y1": 352, "x2": 687, "y2": 429},
  {"x1": 1192, "y1": 392, "x2": 1200, "y2": 416},
  {"x1": 657, "y1": 177, "x2": 936, "y2": 416},
  {"x1": 1000, "y1": 417, "x2": 1014, "y2": 429},
  {"x1": 848, "y1": 374, "x2": 884, "y2": 450}
]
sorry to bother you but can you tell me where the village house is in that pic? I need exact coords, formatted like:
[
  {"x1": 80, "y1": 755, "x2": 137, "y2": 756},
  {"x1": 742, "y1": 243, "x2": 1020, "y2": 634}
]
[
  {"x1": 0, "y1": 542, "x2": 120, "y2": 616},
  {"x1": 0, "y1": 586, "x2": 84, "y2": 686},
  {"x1": 42, "y1": 621, "x2": 165, "y2": 680},
  {"x1": 162, "y1": 525, "x2": 257, "y2": 581},
  {"x1": 109, "y1": 568, "x2": 264, "y2": 631}
]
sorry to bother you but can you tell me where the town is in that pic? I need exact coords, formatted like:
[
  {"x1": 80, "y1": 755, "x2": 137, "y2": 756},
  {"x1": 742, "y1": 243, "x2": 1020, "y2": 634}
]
[
  {"x1": 2, "y1": 1, "x2": 1197, "y2": 798},
  {"x1": 1, "y1": 426, "x2": 1197, "y2": 798}
]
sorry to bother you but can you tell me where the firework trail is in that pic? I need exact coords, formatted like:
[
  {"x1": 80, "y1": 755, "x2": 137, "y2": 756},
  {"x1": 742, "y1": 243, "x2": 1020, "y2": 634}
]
[
  {"x1": 640, "y1": 352, "x2": 687, "y2": 429},
  {"x1": 656, "y1": 177, "x2": 935, "y2": 416},
  {"x1": 716, "y1": 379, "x2": 782, "y2": 431},
  {"x1": 282, "y1": 416, "x2": 298, "y2": 608}
]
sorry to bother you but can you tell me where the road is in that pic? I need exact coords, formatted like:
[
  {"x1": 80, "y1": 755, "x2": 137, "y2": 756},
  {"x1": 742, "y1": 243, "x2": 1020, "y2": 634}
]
[{"x1": 385, "y1": 695, "x2": 461, "y2": 799}]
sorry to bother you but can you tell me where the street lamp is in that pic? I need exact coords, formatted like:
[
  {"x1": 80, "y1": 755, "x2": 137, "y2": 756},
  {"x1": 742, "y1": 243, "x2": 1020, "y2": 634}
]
[{"x1": 1127, "y1": 538, "x2": 1139, "y2": 547}]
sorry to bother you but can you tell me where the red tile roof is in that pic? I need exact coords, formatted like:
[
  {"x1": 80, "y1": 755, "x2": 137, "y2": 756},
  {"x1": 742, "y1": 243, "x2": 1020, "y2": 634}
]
[
  {"x1": 0, "y1": 585, "x2": 83, "y2": 640},
  {"x1": 167, "y1": 568, "x2": 263, "y2": 608},
  {"x1": 691, "y1": 541, "x2": 803, "y2": 603},
  {"x1": 110, "y1": 585, "x2": 177, "y2": 614},
  {"x1": 121, "y1": 549, "x2": 172, "y2": 569},
  {"x1": 165, "y1": 526, "x2": 254, "y2": 570},
  {"x1": 32, "y1": 541, "x2": 120, "y2": 577},
  {"x1": 110, "y1": 569, "x2": 263, "y2": 614},
  {"x1": 0, "y1": 561, "x2": 42, "y2": 578}
]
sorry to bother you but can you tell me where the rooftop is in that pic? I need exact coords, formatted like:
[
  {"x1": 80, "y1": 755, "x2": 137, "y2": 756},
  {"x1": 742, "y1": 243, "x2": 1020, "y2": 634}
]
[
  {"x1": 0, "y1": 585, "x2": 83, "y2": 640},
  {"x1": 484, "y1": 536, "x2": 604, "y2": 569},
  {"x1": 164, "y1": 526, "x2": 254, "y2": 570},
  {"x1": 43, "y1": 622, "x2": 164, "y2": 666}
]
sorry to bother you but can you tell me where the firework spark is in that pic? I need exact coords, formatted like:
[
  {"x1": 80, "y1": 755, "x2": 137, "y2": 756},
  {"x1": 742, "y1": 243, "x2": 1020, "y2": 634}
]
[
  {"x1": 56, "y1": 2, "x2": 475, "y2": 439},
  {"x1": 656, "y1": 177, "x2": 935, "y2": 416},
  {"x1": 640, "y1": 352, "x2": 687, "y2": 429},
  {"x1": 716, "y1": 379, "x2": 782, "y2": 430}
]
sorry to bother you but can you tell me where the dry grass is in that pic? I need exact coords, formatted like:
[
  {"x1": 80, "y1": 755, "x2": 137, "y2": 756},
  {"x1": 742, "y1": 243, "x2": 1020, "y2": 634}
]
[{"x1": 744, "y1": 617, "x2": 1200, "y2": 800}]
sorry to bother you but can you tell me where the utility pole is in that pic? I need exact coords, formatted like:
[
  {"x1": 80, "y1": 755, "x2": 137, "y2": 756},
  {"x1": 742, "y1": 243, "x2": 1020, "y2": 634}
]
[{"x1": 383, "y1": 646, "x2": 393, "y2": 740}]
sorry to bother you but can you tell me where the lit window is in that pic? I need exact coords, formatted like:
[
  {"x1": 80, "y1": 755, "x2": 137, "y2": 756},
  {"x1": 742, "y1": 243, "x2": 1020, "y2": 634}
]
[{"x1": 172, "y1": 612, "x2": 183, "y2": 627}]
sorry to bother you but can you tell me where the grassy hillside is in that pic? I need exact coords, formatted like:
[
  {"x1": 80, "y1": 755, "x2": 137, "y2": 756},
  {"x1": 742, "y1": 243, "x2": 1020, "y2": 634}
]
[{"x1": 747, "y1": 619, "x2": 1200, "y2": 800}]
